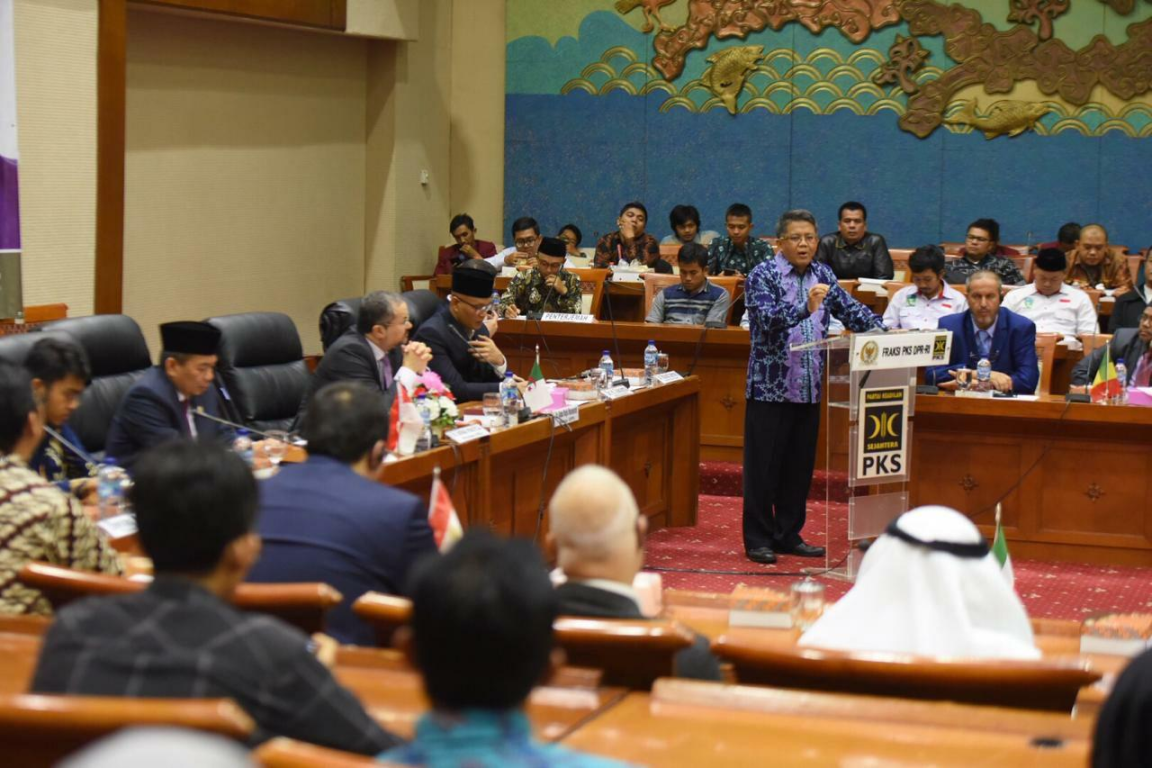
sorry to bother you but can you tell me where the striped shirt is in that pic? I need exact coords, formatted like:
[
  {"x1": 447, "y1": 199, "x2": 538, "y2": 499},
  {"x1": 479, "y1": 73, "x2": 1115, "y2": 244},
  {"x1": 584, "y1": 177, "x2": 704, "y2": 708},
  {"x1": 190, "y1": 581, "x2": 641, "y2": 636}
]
[
  {"x1": 646, "y1": 280, "x2": 731, "y2": 326},
  {"x1": 0, "y1": 454, "x2": 122, "y2": 616}
]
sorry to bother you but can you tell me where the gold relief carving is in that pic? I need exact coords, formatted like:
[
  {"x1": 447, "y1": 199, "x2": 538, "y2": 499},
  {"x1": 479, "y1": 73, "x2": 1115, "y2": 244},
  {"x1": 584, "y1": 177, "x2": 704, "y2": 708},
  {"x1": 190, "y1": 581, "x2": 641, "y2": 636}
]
[
  {"x1": 959, "y1": 474, "x2": 979, "y2": 492},
  {"x1": 943, "y1": 99, "x2": 1050, "y2": 138},
  {"x1": 1008, "y1": 0, "x2": 1069, "y2": 42},
  {"x1": 615, "y1": 0, "x2": 679, "y2": 33},
  {"x1": 702, "y1": 45, "x2": 766, "y2": 113},
  {"x1": 871, "y1": 34, "x2": 930, "y2": 94}
]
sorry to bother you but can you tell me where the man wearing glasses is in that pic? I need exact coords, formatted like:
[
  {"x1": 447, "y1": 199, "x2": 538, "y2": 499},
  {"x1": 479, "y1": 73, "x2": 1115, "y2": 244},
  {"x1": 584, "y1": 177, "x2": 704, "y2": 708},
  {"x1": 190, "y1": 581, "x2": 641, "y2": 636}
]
[
  {"x1": 487, "y1": 217, "x2": 546, "y2": 269},
  {"x1": 742, "y1": 210, "x2": 884, "y2": 566},
  {"x1": 415, "y1": 263, "x2": 525, "y2": 401},
  {"x1": 499, "y1": 237, "x2": 582, "y2": 318},
  {"x1": 303, "y1": 291, "x2": 433, "y2": 417},
  {"x1": 944, "y1": 218, "x2": 1025, "y2": 285}
]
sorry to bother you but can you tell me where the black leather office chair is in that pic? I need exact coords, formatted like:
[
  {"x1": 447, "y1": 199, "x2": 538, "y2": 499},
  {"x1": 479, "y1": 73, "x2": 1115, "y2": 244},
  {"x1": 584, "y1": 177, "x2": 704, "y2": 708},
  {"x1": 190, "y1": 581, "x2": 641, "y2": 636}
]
[
  {"x1": 403, "y1": 290, "x2": 443, "y2": 335},
  {"x1": 205, "y1": 312, "x2": 311, "y2": 433},
  {"x1": 0, "y1": 329, "x2": 75, "y2": 366},
  {"x1": 318, "y1": 297, "x2": 362, "y2": 352},
  {"x1": 42, "y1": 315, "x2": 152, "y2": 453}
]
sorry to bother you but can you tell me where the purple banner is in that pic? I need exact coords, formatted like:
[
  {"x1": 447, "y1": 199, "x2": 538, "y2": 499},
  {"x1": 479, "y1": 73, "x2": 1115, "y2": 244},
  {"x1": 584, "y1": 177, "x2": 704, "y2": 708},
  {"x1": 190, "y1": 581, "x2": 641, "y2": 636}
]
[{"x1": 0, "y1": 156, "x2": 18, "y2": 250}]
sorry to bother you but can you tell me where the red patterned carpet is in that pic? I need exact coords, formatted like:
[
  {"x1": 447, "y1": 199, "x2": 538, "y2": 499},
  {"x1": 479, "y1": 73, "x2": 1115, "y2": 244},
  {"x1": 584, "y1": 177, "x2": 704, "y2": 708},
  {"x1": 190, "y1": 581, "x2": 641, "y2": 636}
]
[{"x1": 646, "y1": 463, "x2": 1152, "y2": 621}]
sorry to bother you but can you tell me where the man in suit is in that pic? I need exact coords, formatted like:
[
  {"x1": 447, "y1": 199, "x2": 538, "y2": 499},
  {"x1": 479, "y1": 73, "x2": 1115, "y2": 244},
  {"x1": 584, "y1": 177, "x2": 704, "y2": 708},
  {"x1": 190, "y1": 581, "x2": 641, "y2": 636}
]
[
  {"x1": 247, "y1": 382, "x2": 437, "y2": 646},
  {"x1": 304, "y1": 290, "x2": 432, "y2": 417},
  {"x1": 414, "y1": 260, "x2": 524, "y2": 401},
  {"x1": 105, "y1": 321, "x2": 236, "y2": 470},
  {"x1": 927, "y1": 270, "x2": 1039, "y2": 395},
  {"x1": 1072, "y1": 306, "x2": 1152, "y2": 389},
  {"x1": 1109, "y1": 248, "x2": 1151, "y2": 332},
  {"x1": 547, "y1": 465, "x2": 722, "y2": 681}
]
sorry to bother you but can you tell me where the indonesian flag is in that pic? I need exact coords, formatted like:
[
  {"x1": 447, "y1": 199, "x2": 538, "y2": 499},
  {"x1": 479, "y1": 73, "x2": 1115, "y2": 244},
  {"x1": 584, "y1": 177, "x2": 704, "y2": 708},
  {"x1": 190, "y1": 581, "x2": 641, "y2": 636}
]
[
  {"x1": 991, "y1": 503, "x2": 1014, "y2": 588},
  {"x1": 387, "y1": 382, "x2": 413, "y2": 454},
  {"x1": 428, "y1": 467, "x2": 463, "y2": 552},
  {"x1": 1091, "y1": 345, "x2": 1122, "y2": 404}
]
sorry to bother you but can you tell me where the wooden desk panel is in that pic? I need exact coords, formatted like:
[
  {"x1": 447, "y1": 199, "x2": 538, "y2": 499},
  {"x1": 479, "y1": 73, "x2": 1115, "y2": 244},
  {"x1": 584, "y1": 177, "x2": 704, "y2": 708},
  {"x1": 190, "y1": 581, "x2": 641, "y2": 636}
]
[{"x1": 376, "y1": 376, "x2": 701, "y2": 535}]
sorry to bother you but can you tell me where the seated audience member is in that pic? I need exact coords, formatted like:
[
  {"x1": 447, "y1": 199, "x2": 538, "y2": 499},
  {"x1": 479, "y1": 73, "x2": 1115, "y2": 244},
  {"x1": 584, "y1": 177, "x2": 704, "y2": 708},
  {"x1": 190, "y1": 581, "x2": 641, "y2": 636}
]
[
  {"x1": 1094, "y1": 645, "x2": 1152, "y2": 768},
  {"x1": 247, "y1": 382, "x2": 437, "y2": 646},
  {"x1": 0, "y1": 361, "x2": 122, "y2": 615},
  {"x1": 1036, "y1": 221, "x2": 1080, "y2": 254},
  {"x1": 434, "y1": 213, "x2": 498, "y2": 276},
  {"x1": 1109, "y1": 247, "x2": 1151, "y2": 332},
  {"x1": 548, "y1": 466, "x2": 722, "y2": 681},
  {"x1": 646, "y1": 243, "x2": 731, "y2": 327},
  {"x1": 488, "y1": 217, "x2": 546, "y2": 269},
  {"x1": 104, "y1": 321, "x2": 235, "y2": 471},
  {"x1": 1066, "y1": 224, "x2": 1133, "y2": 295},
  {"x1": 383, "y1": 529, "x2": 628, "y2": 767},
  {"x1": 415, "y1": 260, "x2": 522, "y2": 400},
  {"x1": 1002, "y1": 248, "x2": 1098, "y2": 338},
  {"x1": 815, "y1": 201, "x2": 894, "y2": 280},
  {"x1": 593, "y1": 202, "x2": 661, "y2": 269},
  {"x1": 500, "y1": 237, "x2": 582, "y2": 318},
  {"x1": 707, "y1": 203, "x2": 771, "y2": 276},
  {"x1": 882, "y1": 245, "x2": 967, "y2": 330},
  {"x1": 927, "y1": 270, "x2": 1039, "y2": 394},
  {"x1": 557, "y1": 223, "x2": 584, "y2": 259},
  {"x1": 303, "y1": 290, "x2": 431, "y2": 417},
  {"x1": 24, "y1": 337, "x2": 98, "y2": 496},
  {"x1": 800, "y1": 506, "x2": 1039, "y2": 659},
  {"x1": 944, "y1": 219, "x2": 1026, "y2": 285},
  {"x1": 1071, "y1": 306, "x2": 1152, "y2": 389},
  {"x1": 31, "y1": 441, "x2": 399, "y2": 754},
  {"x1": 661, "y1": 204, "x2": 719, "y2": 246}
]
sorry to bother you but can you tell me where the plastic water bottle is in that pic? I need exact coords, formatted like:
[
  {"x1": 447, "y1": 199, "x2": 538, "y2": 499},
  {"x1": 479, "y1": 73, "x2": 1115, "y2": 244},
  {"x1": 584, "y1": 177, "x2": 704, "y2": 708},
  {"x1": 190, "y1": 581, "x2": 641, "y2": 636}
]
[
  {"x1": 232, "y1": 429, "x2": 254, "y2": 467},
  {"x1": 500, "y1": 372, "x2": 520, "y2": 427},
  {"x1": 96, "y1": 461, "x2": 128, "y2": 520},
  {"x1": 415, "y1": 394, "x2": 434, "y2": 451},
  {"x1": 644, "y1": 341, "x2": 659, "y2": 386},
  {"x1": 975, "y1": 358, "x2": 992, "y2": 392},
  {"x1": 490, "y1": 291, "x2": 501, "y2": 317},
  {"x1": 599, "y1": 350, "x2": 615, "y2": 388},
  {"x1": 1115, "y1": 359, "x2": 1128, "y2": 406}
]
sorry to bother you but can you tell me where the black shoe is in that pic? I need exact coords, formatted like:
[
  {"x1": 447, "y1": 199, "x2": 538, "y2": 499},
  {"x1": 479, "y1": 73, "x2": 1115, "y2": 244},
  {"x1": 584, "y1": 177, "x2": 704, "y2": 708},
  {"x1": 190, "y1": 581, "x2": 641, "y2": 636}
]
[
  {"x1": 786, "y1": 542, "x2": 826, "y2": 558},
  {"x1": 746, "y1": 547, "x2": 778, "y2": 565}
]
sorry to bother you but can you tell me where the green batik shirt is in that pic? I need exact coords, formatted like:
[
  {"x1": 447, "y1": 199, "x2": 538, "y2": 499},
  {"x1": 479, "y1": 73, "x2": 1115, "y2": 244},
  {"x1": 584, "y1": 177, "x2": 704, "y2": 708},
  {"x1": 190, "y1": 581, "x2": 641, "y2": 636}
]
[
  {"x1": 706, "y1": 236, "x2": 773, "y2": 276},
  {"x1": 498, "y1": 269, "x2": 582, "y2": 315}
]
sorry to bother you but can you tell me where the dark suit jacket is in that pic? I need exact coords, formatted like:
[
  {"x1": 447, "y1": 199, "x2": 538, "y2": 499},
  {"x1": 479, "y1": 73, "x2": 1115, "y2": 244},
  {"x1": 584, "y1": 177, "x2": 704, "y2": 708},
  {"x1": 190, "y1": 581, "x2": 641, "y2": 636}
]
[
  {"x1": 927, "y1": 308, "x2": 1039, "y2": 394},
  {"x1": 104, "y1": 366, "x2": 235, "y2": 471},
  {"x1": 412, "y1": 311, "x2": 504, "y2": 401},
  {"x1": 1109, "y1": 289, "x2": 1148, "y2": 333},
  {"x1": 1071, "y1": 329, "x2": 1149, "y2": 386},
  {"x1": 246, "y1": 455, "x2": 438, "y2": 646},
  {"x1": 554, "y1": 581, "x2": 722, "y2": 682},
  {"x1": 302, "y1": 329, "x2": 403, "y2": 416}
]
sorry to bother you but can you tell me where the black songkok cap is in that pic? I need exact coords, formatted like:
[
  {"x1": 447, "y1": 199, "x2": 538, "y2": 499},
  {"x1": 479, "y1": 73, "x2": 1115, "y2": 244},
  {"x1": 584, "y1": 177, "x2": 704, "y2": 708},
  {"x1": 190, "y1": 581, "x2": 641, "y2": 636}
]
[
  {"x1": 538, "y1": 237, "x2": 567, "y2": 258},
  {"x1": 1035, "y1": 247, "x2": 1067, "y2": 273},
  {"x1": 160, "y1": 321, "x2": 221, "y2": 356},
  {"x1": 452, "y1": 266, "x2": 496, "y2": 298}
]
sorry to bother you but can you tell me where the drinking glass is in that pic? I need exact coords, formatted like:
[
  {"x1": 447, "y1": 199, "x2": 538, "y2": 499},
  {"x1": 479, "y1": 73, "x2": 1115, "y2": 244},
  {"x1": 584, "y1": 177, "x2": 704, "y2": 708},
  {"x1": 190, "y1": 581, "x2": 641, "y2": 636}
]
[
  {"x1": 482, "y1": 392, "x2": 502, "y2": 419},
  {"x1": 262, "y1": 430, "x2": 289, "y2": 468},
  {"x1": 790, "y1": 579, "x2": 826, "y2": 632},
  {"x1": 657, "y1": 353, "x2": 670, "y2": 375}
]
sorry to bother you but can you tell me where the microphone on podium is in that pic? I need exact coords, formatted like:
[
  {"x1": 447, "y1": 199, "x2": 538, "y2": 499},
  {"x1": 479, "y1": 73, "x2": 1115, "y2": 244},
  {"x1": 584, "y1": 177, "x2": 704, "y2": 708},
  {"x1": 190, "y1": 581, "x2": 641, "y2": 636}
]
[
  {"x1": 192, "y1": 406, "x2": 274, "y2": 440},
  {"x1": 42, "y1": 424, "x2": 100, "y2": 474}
]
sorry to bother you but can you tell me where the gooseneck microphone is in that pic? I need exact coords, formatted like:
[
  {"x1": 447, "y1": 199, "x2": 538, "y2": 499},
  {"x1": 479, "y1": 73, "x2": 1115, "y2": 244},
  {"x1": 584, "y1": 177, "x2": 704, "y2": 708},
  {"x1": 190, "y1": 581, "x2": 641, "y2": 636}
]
[
  {"x1": 42, "y1": 425, "x2": 99, "y2": 473},
  {"x1": 192, "y1": 406, "x2": 275, "y2": 439}
]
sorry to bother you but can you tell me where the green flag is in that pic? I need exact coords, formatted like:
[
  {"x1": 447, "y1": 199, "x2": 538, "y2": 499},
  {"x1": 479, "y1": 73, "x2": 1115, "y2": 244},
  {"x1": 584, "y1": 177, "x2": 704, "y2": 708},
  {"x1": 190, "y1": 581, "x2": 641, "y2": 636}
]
[
  {"x1": 992, "y1": 503, "x2": 1014, "y2": 588},
  {"x1": 530, "y1": 344, "x2": 544, "y2": 382}
]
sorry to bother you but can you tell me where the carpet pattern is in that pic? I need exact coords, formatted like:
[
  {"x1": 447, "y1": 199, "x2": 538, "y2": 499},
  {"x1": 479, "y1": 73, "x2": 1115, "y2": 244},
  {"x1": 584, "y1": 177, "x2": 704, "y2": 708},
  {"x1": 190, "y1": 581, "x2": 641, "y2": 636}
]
[{"x1": 648, "y1": 463, "x2": 1152, "y2": 621}]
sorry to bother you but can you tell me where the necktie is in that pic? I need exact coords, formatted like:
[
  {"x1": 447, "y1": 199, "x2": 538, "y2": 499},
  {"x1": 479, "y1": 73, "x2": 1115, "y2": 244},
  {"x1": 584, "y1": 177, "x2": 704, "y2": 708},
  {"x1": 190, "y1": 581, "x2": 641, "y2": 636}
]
[
  {"x1": 1132, "y1": 351, "x2": 1152, "y2": 388},
  {"x1": 180, "y1": 399, "x2": 192, "y2": 436},
  {"x1": 380, "y1": 356, "x2": 394, "y2": 389},
  {"x1": 977, "y1": 330, "x2": 992, "y2": 359}
]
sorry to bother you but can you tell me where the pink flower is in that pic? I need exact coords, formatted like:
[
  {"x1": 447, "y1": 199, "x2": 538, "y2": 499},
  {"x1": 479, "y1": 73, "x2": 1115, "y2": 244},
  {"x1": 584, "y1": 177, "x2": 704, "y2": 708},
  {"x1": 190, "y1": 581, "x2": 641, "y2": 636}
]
[{"x1": 420, "y1": 370, "x2": 446, "y2": 394}]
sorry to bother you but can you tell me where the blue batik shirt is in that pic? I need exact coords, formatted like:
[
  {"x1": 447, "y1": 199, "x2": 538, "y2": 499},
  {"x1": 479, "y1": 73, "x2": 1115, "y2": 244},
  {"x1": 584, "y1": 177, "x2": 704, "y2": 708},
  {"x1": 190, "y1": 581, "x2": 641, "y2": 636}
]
[
  {"x1": 745, "y1": 252, "x2": 883, "y2": 403},
  {"x1": 379, "y1": 709, "x2": 632, "y2": 768}
]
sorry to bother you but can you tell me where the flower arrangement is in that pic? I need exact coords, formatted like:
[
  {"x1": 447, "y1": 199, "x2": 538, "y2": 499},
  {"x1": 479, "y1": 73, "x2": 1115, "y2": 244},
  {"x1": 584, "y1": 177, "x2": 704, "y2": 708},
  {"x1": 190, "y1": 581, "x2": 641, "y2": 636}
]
[{"x1": 415, "y1": 370, "x2": 458, "y2": 432}]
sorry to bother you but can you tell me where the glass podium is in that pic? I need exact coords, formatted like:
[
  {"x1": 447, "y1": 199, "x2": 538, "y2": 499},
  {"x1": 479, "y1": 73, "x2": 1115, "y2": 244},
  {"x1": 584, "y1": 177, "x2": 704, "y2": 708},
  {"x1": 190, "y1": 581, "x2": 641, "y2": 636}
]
[{"x1": 790, "y1": 329, "x2": 953, "y2": 581}]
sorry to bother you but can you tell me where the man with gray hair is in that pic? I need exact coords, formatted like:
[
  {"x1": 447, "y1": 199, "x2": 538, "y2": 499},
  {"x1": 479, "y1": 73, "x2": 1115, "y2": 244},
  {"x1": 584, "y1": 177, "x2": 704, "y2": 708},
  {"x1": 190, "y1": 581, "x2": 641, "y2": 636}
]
[
  {"x1": 304, "y1": 290, "x2": 432, "y2": 415},
  {"x1": 548, "y1": 465, "x2": 721, "y2": 680},
  {"x1": 742, "y1": 209, "x2": 883, "y2": 565}
]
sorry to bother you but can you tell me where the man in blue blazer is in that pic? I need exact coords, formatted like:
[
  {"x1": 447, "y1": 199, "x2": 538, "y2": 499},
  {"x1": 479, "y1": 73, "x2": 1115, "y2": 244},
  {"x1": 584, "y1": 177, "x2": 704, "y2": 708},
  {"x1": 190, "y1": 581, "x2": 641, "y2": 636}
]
[
  {"x1": 927, "y1": 270, "x2": 1039, "y2": 394},
  {"x1": 104, "y1": 321, "x2": 236, "y2": 470},
  {"x1": 247, "y1": 381, "x2": 438, "y2": 646}
]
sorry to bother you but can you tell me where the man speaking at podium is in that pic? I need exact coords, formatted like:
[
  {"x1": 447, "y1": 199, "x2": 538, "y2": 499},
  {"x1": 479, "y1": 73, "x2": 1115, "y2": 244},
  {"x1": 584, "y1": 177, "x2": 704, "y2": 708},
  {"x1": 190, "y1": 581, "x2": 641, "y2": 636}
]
[{"x1": 742, "y1": 210, "x2": 884, "y2": 565}]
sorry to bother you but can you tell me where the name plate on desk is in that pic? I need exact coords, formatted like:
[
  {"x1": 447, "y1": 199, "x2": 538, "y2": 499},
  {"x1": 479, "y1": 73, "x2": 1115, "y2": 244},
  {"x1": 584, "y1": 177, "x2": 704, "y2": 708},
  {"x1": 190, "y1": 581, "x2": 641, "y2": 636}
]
[
  {"x1": 654, "y1": 371, "x2": 683, "y2": 385},
  {"x1": 549, "y1": 404, "x2": 580, "y2": 427},
  {"x1": 540, "y1": 312, "x2": 595, "y2": 323},
  {"x1": 852, "y1": 330, "x2": 952, "y2": 371},
  {"x1": 610, "y1": 271, "x2": 644, "y2": 283},
  {"x1": 98, "y1": 514, "x2": 138, "y2": 540},
  {"x1": 444, "y1": 424, "x2": 489, "y2": 444},
  {"x1": 601, "y1": 385, "x2": 632, "y2": 400}
]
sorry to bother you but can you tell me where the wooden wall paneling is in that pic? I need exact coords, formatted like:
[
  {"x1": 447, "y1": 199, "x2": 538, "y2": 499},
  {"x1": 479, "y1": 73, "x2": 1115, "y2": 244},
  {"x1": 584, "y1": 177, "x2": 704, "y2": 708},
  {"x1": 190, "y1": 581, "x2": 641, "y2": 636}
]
[
  {"x1": 96, "y1": 0, "x2": 127, "y2": 314},
  {"x1": 129, "y1": 0, "x2": 348, "y2": 30}
]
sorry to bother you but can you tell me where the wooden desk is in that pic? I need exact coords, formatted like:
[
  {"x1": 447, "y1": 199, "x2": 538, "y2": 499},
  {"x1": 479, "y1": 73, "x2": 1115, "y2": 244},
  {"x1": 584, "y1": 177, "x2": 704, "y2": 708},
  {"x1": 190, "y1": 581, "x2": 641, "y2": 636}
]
[
  {"x1": 376, "y1": 376, "x2": 700, "y2": 535},
  {"x1": 562, "y1": 690, "x2": 1089, "y2": 766},
  {"x1": 499, "y1": 320, "x2": 748, "y2": 462},
  {"x1": 912, "y1": 394, "x2": 1152, "y2": 565}
]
